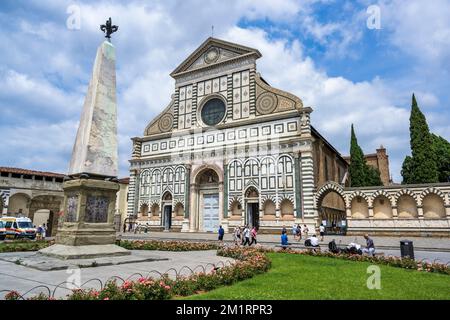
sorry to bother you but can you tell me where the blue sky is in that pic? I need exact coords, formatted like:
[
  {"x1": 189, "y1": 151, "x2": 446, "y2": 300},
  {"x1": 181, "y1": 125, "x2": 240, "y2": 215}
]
[{"x1": 1, "y1": 0, "x2": 449, "y2": 182}]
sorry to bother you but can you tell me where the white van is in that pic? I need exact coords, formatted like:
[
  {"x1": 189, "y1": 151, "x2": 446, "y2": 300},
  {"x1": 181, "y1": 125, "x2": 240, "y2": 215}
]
[{"x1": 0, "y1": 217, "x2": 36, "y2": 240}]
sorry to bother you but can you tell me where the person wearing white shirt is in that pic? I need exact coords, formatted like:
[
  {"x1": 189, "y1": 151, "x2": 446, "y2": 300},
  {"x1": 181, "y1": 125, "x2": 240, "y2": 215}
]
[
  {"x1": 319, "y1": 224, "x2": 325, "y2": 241},
  {"x1": 243, "y1": 225, "x2": 251, "y2": 246},
  {"x1": 309, "y1": 235, "x2": 319, "y2": 247}
]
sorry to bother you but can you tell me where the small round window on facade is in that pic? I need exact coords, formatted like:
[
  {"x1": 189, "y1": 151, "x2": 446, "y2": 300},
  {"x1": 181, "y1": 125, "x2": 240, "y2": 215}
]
[{"x1": 201, "y1": 98, "x2": 226, "y2": 126}]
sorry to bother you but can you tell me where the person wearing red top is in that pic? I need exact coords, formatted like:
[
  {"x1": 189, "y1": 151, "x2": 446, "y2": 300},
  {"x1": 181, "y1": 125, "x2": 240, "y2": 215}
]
[{"x1": 250, "y1": 226, "x2": 258, "y2": 245}]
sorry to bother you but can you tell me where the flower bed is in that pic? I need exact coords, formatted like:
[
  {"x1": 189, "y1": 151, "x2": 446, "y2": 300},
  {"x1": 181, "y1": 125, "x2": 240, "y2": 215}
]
[
  {"x1": 118, "y1": 240, "x2": 219, "y2": 251},
  {"x1": 0, "y1": 240, "x2": 53, "y2": 253},
  {"x1": 4, "y1": 246, "x2": 271, "y2": 300}
]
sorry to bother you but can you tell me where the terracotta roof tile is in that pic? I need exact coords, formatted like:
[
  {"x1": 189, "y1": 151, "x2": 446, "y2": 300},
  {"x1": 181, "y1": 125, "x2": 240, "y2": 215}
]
[{"x1": 0, "y1": 167, "x2": 65, "y2": 178}]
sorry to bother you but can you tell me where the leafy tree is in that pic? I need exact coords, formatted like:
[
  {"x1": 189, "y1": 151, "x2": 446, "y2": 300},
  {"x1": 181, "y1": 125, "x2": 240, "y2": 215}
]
[
  {"x1": 401, "y1": 155, "x2": 414, "y2": 184},
  {"x1": 432, "y1": 134, "x2": 450, "y2": 182},
  {"x1": 348, "y1": 124, "x2": 382, "y2": 187},
  {"x1": 401, "y1": 94, "x2": 439, "y2": 184},
  {"x1": 367, "y1": 166, "x2": 383, "y2": 186}
]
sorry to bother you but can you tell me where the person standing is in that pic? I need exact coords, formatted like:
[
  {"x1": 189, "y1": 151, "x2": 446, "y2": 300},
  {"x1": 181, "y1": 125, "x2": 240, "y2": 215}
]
[
  {"x1": 292, "y1": 224, "x2": 297, "y2": 238},
  {"x1": 296, "y1": 224, "x2": 302, "y2": 241},
  {"x1": 218, "y1": 225, "x2": 225, "y2": 243},
  {"x1": 319, "y1": 224, "x2": 325, "y2": 242},
  {"x1": 233, "y1": 227, "x2": 241, "y2": 245},
  {"x1": 36, "y1": 225, "x2": 43, "y2": 241},
  {"x1": 281, "y1": 230, "x2": 289, "y2": 250},
  {"x1": 250, "y1": 226, "x2": 258, "y2": 245},
  {"x1": 122, "y1": 221, "x2": 127, "y2": 233},
  {"x1": 243, "y1": 225, "x2": 251, "y2": 246},
  {"x1": 42, "y1": 223, "x2": 47, "y2": 239},
  {"x1": 303, "y1": 224, "x2": 309, "y2": 238}
]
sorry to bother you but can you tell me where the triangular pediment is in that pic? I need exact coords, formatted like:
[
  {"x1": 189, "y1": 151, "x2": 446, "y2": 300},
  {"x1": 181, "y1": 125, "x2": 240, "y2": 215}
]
[{"x1": 170, "y1": 37, "x2": 262, "y2": 78}]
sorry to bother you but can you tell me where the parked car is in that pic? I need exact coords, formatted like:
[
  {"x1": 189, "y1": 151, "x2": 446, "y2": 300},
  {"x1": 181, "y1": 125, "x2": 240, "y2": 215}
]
[
  {"x1": 0, "y1": 220, "x2": 6, "y2": 240},
  {"x1": 0, "y1": 217, "x2": 36, "y2": 240}
]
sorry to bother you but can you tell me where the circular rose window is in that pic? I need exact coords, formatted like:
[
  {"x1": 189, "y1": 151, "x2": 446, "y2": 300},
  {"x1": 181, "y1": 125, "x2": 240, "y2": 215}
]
[{"x1": 201, "y1": 98, "x2": 226, "y2": 126}]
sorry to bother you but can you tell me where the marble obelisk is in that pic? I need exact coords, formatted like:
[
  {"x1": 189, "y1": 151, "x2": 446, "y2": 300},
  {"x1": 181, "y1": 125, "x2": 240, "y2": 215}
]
[
  {"x1": 40, "y1": 38, "x2": 129, "y2": 259},
  {"x1": 68, "y1": 40, "x2": 118, "y2": 178}
]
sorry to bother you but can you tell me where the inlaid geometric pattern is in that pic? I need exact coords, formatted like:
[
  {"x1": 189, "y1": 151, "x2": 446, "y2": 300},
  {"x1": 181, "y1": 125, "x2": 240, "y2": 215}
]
[
  {"x1": 178, "y1": 85, "x2": 193, "y2": 129},
  {"x1": 232, "y1": 70, "x2": 250, "y2": 120}
]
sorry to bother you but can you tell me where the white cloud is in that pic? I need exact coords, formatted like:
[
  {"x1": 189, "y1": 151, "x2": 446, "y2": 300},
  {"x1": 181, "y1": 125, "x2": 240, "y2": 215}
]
[{"x1": 381, "y1": 0, "x2": 450, "y2": 65}]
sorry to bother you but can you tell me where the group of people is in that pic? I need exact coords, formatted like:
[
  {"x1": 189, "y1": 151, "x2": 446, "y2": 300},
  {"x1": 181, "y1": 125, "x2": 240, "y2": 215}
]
[
  {"x1": 35, "y1": 223, "x2": 47, "y2": 240},
  {"x1": 281, "y1": 227, "x2": 320, "y2": 250},
  {"x1": 291, "y1": 223, "x2": 326, "y2": 242},
  {"x1": 217, "y1": 225, "x2": 258, "y2": 246}
]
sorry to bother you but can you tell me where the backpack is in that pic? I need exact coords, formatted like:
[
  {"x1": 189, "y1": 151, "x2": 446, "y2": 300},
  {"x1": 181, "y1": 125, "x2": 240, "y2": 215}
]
[{"x1": 328, "y1": 240, "x2": 339, "y2": 253}]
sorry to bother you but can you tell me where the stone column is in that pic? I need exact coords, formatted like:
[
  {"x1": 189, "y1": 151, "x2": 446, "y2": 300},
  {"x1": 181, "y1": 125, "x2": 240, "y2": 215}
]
[
  {"x1": 181, "y1": 165, "x2": 191, "y2": 232},
  {"x1": 346, "y1": 207, "x2": 352, "y2": 219},
  {"x1": 300, "y1": 151, "x2": 315, "y2": 216},
  {"x1": 294, "y1": 153, "x2": 302, "y2": 218},
  {"x1": 189, "y1": 184, "x2": 198, "y2": 232},
  {"x1": 223, "y1": 163, "x2": 228, "y2": 219},
  {"x1": 445, "y1": 205, "x2": 450, "y2": 219}
]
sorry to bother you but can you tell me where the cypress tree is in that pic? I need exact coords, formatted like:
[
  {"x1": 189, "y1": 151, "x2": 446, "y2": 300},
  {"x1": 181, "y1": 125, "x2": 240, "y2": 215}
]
[
  {"x1": 401, "y1": 155, "x2": 414, "y2": 184},
  {"x1": 349, "y1": 124, "x2": 367, "y2": 187},
  {"x1": 401, "y1": 94, "x2": 439, "y2": 184},
  {"x1": 367, "y1": 166, "x2": 383, "y2": 186},
  {"x1": 432, "y1": 134, "x2": 450, "y2": 182},
  {"x1": 349, "y1": 124, "x2": 383, "y2": 187}
]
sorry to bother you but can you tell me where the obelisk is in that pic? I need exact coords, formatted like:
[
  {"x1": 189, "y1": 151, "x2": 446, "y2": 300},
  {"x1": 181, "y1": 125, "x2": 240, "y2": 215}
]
[{"x1": 40, "y1": 18, "x2": 129, "y2": 259}]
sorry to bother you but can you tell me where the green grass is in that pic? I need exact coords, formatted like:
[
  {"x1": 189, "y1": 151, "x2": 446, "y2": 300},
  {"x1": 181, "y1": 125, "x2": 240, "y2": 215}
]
[
  {"x1": 186, "y1": 253, "x2": 450, "y2": 300},
  {"x1": 0, "y1": 240, "x2": 51, "y2": 253}
]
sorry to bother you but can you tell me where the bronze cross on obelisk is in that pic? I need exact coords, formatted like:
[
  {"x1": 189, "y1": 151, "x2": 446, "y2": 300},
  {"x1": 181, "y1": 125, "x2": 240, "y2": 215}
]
[{"x1": 100, "y1": 17, "x2": 118, "y2": 42}]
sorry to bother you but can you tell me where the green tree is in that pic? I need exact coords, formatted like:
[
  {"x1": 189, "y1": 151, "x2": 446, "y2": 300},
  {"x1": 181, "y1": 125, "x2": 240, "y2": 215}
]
[
  {"x1": 401, "y1": 155, "x2": 414, "y2": 184},
  {"x1": 432, "y1": 134, "x2": 450, "y2": 182},
  {"x1": 348, "y1": 124, "x2": 382, "y2": 187},
  {"x1": 367, "y1": 166, "x2": 383, "y2": 186},
  {"x1": 401, "y1": 94, "x2": 439, "y2": 184}
]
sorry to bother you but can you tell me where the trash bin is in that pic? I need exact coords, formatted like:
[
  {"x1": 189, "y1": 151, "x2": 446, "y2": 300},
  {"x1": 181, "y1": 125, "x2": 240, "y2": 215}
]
[{"x1": 400, "y1": 240, "x2": 414, "y2": 259}]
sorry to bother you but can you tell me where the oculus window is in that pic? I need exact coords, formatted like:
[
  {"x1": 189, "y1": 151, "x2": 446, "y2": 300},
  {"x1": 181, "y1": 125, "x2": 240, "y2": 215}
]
[{"x1": 201, "y1": 98, "x2": 226, "y2": 126}]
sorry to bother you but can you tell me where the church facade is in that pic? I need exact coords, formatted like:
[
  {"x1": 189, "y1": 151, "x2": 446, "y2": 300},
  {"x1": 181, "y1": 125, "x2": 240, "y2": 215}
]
[{"x1": 127, "y1": 38, "x2": 348, "y2": 233}]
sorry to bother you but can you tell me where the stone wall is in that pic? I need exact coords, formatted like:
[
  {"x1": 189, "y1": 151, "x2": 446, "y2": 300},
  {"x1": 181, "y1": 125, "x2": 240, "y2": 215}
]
[{"x1": 315, "y1": 181, "x2": 450, "y2": 237}]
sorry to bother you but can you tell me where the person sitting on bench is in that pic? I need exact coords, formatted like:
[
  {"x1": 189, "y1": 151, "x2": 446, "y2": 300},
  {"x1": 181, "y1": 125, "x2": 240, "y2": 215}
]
[{"x1": 362, "y1": 234, "x2": 375, "y2": 256}]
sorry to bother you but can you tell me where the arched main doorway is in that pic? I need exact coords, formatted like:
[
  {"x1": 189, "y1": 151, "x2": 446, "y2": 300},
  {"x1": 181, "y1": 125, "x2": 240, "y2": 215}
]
[
  {"x1": 245, "y1": 186, "x2": 259, "y2": 228},
  {"x1": 195, "y1": 168, "x2": 220, "y2": 232}
]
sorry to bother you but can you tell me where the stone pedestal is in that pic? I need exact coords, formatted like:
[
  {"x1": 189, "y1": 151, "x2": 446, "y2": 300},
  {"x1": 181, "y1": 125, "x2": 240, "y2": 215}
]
[{"x1": 40, "y1": 178, "x2": 130, "y2": 259}]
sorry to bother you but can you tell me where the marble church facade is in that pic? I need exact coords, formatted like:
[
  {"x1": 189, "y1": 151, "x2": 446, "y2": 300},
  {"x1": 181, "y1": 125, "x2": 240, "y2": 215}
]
[{"x1": 128, "y1": 38, "x2": 347, "y2": 233}]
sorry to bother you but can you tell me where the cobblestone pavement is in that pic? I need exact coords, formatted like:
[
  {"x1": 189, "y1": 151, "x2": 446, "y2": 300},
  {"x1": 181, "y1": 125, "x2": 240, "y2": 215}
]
[{"x1": 0, "y1": 250, "x2": 233, "y2": 299}]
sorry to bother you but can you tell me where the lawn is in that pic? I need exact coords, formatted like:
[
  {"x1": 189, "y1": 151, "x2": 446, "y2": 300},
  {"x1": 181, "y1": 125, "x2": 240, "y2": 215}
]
[
  {"x1": 186, "y1": 253, "x2": 450, "y2": 300},
  {"x1": 0, "y1": 240, "x2": 51, "y2": 253}
]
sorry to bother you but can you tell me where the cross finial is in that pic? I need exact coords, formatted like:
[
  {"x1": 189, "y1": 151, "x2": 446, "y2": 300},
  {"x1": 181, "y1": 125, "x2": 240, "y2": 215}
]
[
  {"x1": 100, "y1": 17, "x2": 119, "y2": 42},
  {"x1": 211, "y1": 25, "x2": 214, "y2": 37}
]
